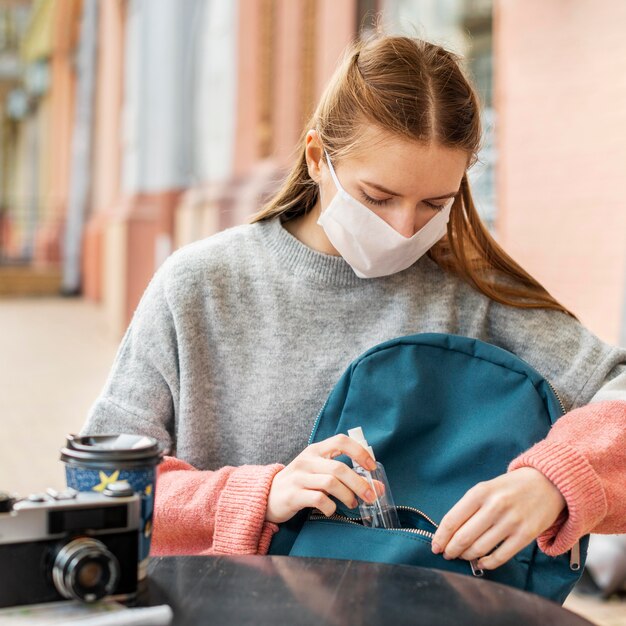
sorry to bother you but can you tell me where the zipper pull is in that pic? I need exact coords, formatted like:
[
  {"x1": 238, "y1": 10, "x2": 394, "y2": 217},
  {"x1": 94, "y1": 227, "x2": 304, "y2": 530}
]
[
  {"x1": 470, "y1": 559, "x2": 484, "y2": 577},
  {"x1": 570, "y1": 540, "x2": 581, "y2": 571}
]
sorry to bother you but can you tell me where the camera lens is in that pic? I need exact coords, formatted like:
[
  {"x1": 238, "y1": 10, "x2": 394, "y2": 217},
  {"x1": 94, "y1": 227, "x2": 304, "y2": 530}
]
[
  {"x1": 77, "y1": 561, "x2": 105, "y2": 588},
  {"x1": 52, "y1": 537, "x2": 120, "y2": 603}
]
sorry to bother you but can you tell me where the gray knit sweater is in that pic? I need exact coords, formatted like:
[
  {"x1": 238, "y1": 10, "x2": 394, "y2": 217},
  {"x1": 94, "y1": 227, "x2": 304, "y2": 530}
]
[{"x1": 82, "y1": 217, "x2": 626, "y2": 469}]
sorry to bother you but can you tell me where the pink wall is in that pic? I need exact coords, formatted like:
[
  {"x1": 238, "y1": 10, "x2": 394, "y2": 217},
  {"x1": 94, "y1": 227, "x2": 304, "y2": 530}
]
[
  {"x1": 234, "y1": 0, "x2": 263, "y2": 178},
  {"x1": 269, "y1": 0, "x2": 358, "y2": 169},
  {"x1": 227, "y1": 0, "x2": 358, "y2": 229},
  {"x1": 494, "y1": 0, "x2": 626, "y2": 343},
  {"x1": 315, "y1": 0, "x2": 357, "y2": 102},
  {"x1": 271, "y1": 0, "x2": 309, "y2": 166}
]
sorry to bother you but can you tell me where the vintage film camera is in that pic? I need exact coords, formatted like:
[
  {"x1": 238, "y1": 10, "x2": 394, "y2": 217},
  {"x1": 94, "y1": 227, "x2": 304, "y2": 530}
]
[{"x1": 0, "y1": 483, "x2": 140, "y2": 608}]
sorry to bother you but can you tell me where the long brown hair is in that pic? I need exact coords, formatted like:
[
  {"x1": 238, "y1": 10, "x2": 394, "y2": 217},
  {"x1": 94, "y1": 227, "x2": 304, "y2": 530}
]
[{"x1": 250, "y1": 35, "x2": 574, "y2": 317}]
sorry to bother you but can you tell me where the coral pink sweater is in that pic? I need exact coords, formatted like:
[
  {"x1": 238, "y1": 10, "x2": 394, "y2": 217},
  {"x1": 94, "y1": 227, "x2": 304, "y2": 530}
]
[{"x1": 150, "y1": 400, "x2": 626, "y2": 558}]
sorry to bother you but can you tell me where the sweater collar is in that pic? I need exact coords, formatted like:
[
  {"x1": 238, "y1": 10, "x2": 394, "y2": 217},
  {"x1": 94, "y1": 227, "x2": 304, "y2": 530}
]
[
  {"x1": 256, "y1": 216, "x2": 429, "y2": 288},
  {"x1": 256, "y1": 216, "x2": 361, "y2": 287}
]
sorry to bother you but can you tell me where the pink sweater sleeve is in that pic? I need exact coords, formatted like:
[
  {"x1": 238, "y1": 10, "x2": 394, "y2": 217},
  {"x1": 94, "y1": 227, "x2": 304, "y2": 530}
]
[
  {"x1": 507, "y1": 400, "x2": 626, "y2": 556},
  {"x1": 150, "y1": 456, "x2": 285, "y2": 556}
]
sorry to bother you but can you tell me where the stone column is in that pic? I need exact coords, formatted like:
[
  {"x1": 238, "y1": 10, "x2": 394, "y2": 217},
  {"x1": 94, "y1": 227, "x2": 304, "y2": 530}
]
[
  {"x1": 110, "y1": 0, "x2": 197, "y2": 332},
  {"x1": 33, "y1": 0, "x2": 81, "y2": 267},
  {"x1": 82, "y1": 0, "x2": 125, "y2": 304},
  {"x1": 62, "y1": 0, "x2": 98, "y2": 294}
]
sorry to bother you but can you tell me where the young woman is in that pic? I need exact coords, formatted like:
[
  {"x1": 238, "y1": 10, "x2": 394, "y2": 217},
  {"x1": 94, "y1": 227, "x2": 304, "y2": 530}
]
[{"x1": 82, "y1": 35, "x2": 626, "y2": 572}]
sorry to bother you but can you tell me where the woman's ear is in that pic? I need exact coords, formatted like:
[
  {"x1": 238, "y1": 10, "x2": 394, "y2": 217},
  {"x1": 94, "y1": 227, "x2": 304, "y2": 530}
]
[{"x1": 305, "y1": 130, "x2": 324, "y2": 183}]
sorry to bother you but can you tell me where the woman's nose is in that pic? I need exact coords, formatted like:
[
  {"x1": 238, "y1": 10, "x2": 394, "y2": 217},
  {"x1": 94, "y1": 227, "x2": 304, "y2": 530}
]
[
  {"x1": 387, "y1": 206, "x2": 424, "y2": 239},
  {"x1": 388, "y1": 206, "x2": 436, "y2": 239}
]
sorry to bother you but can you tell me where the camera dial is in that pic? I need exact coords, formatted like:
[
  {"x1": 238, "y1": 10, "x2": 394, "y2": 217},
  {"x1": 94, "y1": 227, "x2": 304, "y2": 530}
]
[
  {"x1": 0, "y1": 492, "x2": 15, "y2": 513},
  {"x1": 52, "y1": 537, "x2": 120, "y2": 602}
]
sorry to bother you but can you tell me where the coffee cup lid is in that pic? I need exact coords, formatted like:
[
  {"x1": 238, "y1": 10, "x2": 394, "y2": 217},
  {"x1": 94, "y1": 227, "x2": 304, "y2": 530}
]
[{"x1": 60, "y1": 433, "x2": 164, "y2": 465}]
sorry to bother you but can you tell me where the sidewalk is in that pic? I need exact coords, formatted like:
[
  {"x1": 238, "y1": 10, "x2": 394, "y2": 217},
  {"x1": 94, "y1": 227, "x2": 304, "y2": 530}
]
[
  {"x1": 0, "y1": 297, "x2": 624, "y2": 624},
  {"x1": 0, "y1": 297, "x2": 118, "y2": 494}
]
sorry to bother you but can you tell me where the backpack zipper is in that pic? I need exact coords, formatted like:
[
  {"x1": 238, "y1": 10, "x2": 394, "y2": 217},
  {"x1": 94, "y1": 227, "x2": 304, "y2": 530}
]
[
  {"x1": 396, "y1": 504, "x2": 438, "y2": 527},
  {"x1": 308, "y1": 401, "x2": 329, "y2": 445},
  {"x1": 569, "y1": 540, "x2": 580, "y2": 571},
  {"x1": 308, "y1": 507, "x2": 483, "y2": 577},
  {"x1": 309, "y1": 508, "x2": 434, "y2": 536},
  {"x1": 546, "y1": 380, "x2": 567, "y2": 415},
  {"x1": 396, "y1": 506, "x2": 483, "y2": 577}
]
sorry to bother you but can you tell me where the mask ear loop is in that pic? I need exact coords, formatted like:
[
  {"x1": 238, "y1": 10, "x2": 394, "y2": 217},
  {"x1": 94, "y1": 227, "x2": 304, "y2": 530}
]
[{"x1": 323, "y1": 150, "x2": 346, "y2": 194}]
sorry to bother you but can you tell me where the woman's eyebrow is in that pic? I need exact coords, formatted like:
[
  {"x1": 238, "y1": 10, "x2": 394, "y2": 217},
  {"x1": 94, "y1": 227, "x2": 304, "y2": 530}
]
[
  {"x1": 426, "y1": 190, "x2": 459, "y2": 200},
  {"x1": 361, "y1": 179, "x2": 459, "y2": 201},
  {"x1": 360, "y1": 180, "x2": 400, "y2": 196}
]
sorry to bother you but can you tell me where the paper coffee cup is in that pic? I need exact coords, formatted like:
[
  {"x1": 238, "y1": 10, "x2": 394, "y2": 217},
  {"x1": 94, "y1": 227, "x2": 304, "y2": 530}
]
[{"x1": 60, "y1": 434, "x2": 163, "y2": 580}]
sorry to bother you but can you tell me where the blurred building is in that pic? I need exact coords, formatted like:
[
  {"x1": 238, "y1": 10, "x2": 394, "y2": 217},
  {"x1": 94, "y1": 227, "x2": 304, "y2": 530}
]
[
  {"x1": 495, "y1": 0, "x2": 626, "y2": 346},
  {"x1": 0, "y1": 0, "x2": 624, "y2": 346}
]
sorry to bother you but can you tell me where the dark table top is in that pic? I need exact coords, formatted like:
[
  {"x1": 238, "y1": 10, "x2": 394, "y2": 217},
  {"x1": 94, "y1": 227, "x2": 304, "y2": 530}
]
[{"x1": 137, "y1": 555, "x2": 593, "y2": 625}]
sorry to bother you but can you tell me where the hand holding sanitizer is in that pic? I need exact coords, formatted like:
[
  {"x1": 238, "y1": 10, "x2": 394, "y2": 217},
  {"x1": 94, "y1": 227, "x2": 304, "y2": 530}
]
[{"x1": 348, "y1": 427, "x2": 400, "y2": 529}]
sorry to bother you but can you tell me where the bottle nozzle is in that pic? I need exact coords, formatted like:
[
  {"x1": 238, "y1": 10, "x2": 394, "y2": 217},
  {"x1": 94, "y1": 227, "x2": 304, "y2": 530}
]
[{"x1": 347, "y1": 426, "x2": 376, "y2": 463}]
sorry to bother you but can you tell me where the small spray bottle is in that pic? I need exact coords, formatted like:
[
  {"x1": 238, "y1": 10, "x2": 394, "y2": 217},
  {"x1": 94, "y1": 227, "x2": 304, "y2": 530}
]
[{"x1": 348, "y1": 427, "x2": 400, "y2": 529}]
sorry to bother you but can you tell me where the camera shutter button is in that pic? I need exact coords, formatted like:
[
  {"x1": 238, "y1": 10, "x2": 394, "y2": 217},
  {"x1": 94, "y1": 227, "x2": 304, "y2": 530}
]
[
  {"x1": 57, "y1": 489, "x2": 78, "y2": 500},
  {"x1": 103, "y1": 480, "x2": 134, "y2": 497},
  {"x1": 45, "y1": 488, "x2": 78, "y2": 500},
  {"x1": 27, "y1": 493, "x2": 47, "y2": 503}
]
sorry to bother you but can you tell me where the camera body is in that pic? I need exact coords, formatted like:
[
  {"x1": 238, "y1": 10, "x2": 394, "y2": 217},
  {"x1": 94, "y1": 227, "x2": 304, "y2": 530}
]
[{"x1": 0, "y1": 487, "x2": 140, "y2": 608}]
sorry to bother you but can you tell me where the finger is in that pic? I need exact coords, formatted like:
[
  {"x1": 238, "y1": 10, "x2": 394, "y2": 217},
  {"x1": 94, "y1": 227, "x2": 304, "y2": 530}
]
[
  {"x1": 313, "y1": 434, "x2": 377, "y2": 471},
  {"x1": 370, "y1": 479, "x2": 386, "y2": 498},
  {"x1": 477, "y1": 534, "x2": 529, "y2": 570},
  {"x1": 306, "y1": 457, "x2": 378, "y2": 504},
  {"x1": 459, "y1": 524, "x2": 509, "y2": 561},
  {"x1": 295, "y1": 489, "x2": 337, "y2": 517},
  {"x1": 299, "y1": 473, "x2": 358, "y2": 510},
  {"x1": 432, "y1": 486, "x2": 485, "y2": 554},
  {"x1": 442, "y1": 508, "x2": 501, "y2": 560}
]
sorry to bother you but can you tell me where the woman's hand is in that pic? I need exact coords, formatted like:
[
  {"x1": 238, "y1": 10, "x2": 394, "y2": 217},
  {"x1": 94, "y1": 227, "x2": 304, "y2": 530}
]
[
  {"x1": 265, "y1": 434, "x2": 379, "y2": 524},
  {"x1": 431, "y1": 467, "x2": 567, "y2": 570}
]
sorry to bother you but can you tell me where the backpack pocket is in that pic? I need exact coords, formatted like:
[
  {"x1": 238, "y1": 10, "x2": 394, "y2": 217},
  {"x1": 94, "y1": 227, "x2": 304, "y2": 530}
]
[{"x1": 288, "y1": 506, "x2": 533, "y2": 590}]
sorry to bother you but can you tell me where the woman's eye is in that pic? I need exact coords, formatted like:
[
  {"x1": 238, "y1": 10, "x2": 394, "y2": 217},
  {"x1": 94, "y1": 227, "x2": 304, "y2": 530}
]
[
  {"x1": 423, "y1": 201, "x2": 447, "y2": 212},
  {"x1": 360, "y1": 191, "x2": 391, "y2": 206}
]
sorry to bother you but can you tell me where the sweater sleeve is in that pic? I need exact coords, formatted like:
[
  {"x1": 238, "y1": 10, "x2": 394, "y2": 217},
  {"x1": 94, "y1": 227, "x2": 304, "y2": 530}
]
[
  {"x1": 80, "y1": 260, "x2": 179, "y2": 454},
  {"x1": 507, "y1": 399, "x2": 626, "y2": 556},
  {"x1": 151, "y1": 456, "x2": 285, "y2": 556}
]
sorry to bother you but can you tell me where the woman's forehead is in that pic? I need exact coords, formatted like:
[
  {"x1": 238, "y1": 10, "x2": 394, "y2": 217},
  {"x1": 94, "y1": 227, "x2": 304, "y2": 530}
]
[{"x1": 344, "y1": 127, "x2": 467, "y2": 197}]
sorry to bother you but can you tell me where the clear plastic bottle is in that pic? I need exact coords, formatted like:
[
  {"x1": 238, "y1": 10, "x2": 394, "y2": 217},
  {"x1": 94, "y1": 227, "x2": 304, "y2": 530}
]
[{"x1": 348, "y1": 427, "x2": 400, "y2": 529}]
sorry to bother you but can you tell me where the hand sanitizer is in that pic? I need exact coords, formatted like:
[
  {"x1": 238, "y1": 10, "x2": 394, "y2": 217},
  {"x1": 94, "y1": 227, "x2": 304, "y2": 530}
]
[{"x1": 348, "y1": 427, "x2": 400, "y2": 529}]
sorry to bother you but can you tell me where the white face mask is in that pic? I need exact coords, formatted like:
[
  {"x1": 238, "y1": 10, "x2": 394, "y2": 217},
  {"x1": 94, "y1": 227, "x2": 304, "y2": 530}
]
[{"x1": 317, "y1": 152, "x2": 454, "y2": 279}]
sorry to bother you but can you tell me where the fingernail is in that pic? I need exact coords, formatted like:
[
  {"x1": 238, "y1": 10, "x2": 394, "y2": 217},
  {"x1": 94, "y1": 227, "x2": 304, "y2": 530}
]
[
  {"x1": 351, "y1": 500, "x2": 358, "y2": 509},
  {"x1": 367, "y1": 459, "x2": 377, "y2": 471},
  {"x1": 365, "y1": 489, "x2": 376, "y2": 502},
  {"x1": 443, "y1": 552, "x2": 452, "y2": 560},
  {"x1": 431, "y1": 542, "x2": 441, "y2": 554}
]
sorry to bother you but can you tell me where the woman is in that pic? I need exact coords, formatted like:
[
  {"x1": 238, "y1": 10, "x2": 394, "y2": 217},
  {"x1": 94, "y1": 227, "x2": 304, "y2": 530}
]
[{"x1": 82, "y1": 35, "x2": 626, "y2": 572}]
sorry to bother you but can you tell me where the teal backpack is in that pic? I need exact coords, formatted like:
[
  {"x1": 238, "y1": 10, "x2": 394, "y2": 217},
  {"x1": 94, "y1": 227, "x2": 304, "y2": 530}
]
[{"x1": 268, "y1": 333, "x2": 586, "y2": 604}]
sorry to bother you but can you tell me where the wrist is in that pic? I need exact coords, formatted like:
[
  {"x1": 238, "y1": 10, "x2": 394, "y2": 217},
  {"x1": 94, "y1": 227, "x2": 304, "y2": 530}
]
[{"x1": 517, "y1": 466, "x2": 566, "y2": 521}]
